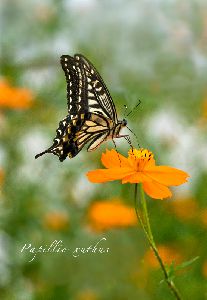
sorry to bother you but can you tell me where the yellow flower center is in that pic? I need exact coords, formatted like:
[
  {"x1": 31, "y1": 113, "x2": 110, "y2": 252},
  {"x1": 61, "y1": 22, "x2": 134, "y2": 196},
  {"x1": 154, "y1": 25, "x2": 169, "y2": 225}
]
[{"x1": 128, "y1": 148, "x2": 154, "y2": 171}]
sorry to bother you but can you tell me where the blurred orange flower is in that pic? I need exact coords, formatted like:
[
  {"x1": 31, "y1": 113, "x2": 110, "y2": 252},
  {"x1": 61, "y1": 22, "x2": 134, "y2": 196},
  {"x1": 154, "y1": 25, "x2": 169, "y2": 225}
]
[
  {"x1": 87, "y1": 199, "x2": 137, "y2": 231},
  {"x1": 202, "y1": 260, "x2": 207, "y2": 278},
  {"x1": 0, "y1": 169, "x2": 4, "y2": 185},
  {"x1": 200, "y1": 208, "x2": 207, "y2": 228},
  {"x1": 87, "y1": 149, "x2": 189, "y2": 200},
  {"x1": 0, "y1": 80, "x2": 33, "y2": 109},
  {"x1": 76, "y1": 289, "x2": 98, "y2": 300},
  {"x1": 144, "y1": 244, "x2": 183, "y2": 268},
  {"x1": 202, "y1": 98, "x2": 207, "y2": 120},
  {"x1": 168, "y1": 197, "x2": 199, "y2": 221},
  {"x1": 43, "y1": 211, "x2": 69, "y2": 231}
]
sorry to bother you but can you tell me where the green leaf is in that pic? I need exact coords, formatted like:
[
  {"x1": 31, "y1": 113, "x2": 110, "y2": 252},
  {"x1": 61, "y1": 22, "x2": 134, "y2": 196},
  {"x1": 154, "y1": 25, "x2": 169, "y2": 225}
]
[
  {"x1": 167, "y1": 261, "x2": 175, "y2": 278},
  {"x1": 160, "y1": 262, "x2": 176, "y2": 284},
  {"x1": 175, "y1": 256, "x2": 199, "y2": 271}
]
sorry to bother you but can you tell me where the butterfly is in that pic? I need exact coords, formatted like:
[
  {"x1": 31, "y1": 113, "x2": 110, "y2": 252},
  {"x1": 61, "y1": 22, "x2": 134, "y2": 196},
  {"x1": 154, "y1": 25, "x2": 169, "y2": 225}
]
[{"x1": 35, "y1": 54, "x2": 130, "y2": 162}]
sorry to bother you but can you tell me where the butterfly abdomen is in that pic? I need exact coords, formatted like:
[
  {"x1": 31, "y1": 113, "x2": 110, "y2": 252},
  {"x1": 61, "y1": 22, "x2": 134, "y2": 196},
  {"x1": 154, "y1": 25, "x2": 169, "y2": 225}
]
[{"x1": 59, "y1": 140, "x2": 79, "y2": 161}]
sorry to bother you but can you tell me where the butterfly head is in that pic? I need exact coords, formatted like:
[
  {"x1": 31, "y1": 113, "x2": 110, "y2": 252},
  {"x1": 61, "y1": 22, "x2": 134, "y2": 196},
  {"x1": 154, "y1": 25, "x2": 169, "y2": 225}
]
[
  {"x1": 122, "y1": 118, "x2": 127, "y2": 127},
  {"x1": 113, "y1": 118, "x2": 127, "y2": 138}
]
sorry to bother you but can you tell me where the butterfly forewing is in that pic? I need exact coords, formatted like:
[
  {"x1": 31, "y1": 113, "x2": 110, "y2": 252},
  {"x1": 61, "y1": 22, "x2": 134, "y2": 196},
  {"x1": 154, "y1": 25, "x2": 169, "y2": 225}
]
[
  {"x1": 74, "y1": 54, "x2": 118, "y2": 122},
  {"x1": 61, "y1": 55, "x2": 83, "y2": 118}
]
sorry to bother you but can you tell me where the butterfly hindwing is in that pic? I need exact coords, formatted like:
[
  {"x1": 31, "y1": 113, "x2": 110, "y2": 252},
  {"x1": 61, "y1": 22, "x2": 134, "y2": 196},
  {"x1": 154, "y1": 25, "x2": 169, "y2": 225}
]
[
  {"x1": 35, "y1": 112, "x2": 110, "y2": 161},
  {"x1": 65, "y1": 113, "x2": 110, "y2": 159}
]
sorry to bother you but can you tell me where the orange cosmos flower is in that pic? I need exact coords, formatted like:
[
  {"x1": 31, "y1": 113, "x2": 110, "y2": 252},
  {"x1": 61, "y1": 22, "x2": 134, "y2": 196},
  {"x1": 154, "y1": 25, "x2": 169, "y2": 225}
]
[
  {"x1": 76, "y1": 289, "x2": 98, "y2": 300},
  {"x1": 0, "y1": 169, "x2": 4, "y2": 185},
  {"x1": 144, "y1": 244, "x2": 183, "y2": 268},
  {"x1": 200, "y1": 208, "x2": 207, "y2": 228},
  {"x1": 43, "y1": 211, "x2": 69, "y2": 231},
  {"x1": 0, "y1": 80, "x2": 33, "y2": 109},
  {"x1": 168, "y1": 197, "x2": 199, "y2": 221},
  {"x1": 202, "y1": 260, "x2": 207, "y2": 278},
  {"x1": 86, "y1": 149, "x2": 189, "y2": 200},
  {"x1": 202, "y1": 98, "x2": 207, "y2": 120},
  {"x1": 87, "y1": 199, "x2": 137, "y2": 231}
]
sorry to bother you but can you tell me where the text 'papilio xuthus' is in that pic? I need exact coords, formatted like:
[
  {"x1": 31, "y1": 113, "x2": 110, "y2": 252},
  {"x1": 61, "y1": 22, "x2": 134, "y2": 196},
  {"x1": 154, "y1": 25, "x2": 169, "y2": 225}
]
[{"x1": 35, "y1": 54, "x2": 128, "y2": 162}]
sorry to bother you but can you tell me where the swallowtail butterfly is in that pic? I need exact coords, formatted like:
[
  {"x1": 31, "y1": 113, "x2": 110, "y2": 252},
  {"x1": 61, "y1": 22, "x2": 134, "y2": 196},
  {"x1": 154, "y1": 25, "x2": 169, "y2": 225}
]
[{"x1": 35, "y1": 54, "x2": 129, "y2": 162}]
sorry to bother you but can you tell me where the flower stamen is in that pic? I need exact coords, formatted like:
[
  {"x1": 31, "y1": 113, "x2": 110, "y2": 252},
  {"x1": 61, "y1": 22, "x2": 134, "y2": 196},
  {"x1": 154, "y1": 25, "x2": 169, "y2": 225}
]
[{"x1": 128, "y1": 148, "x2": 154, "y2": 171}]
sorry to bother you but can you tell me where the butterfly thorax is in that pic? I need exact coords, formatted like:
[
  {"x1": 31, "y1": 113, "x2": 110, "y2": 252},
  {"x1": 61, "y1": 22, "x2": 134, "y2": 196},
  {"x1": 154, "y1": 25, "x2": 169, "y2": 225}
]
[{"x1": 109, "y1": 118, "x2": 127, "y2": 138}]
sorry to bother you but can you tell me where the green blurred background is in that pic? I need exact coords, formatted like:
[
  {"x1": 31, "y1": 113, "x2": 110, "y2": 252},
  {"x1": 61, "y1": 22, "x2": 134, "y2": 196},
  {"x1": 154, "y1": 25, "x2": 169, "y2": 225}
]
[{"x1": 1, "y1": 0, "x2": 207, "y2": 299}]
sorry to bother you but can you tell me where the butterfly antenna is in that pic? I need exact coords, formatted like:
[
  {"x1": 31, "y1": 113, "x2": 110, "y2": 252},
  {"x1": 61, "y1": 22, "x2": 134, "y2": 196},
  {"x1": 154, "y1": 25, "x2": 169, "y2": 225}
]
[
  {"x1": 123, "y1": 105, "x2": 128, "y2": 118},
  {"x1": 126, "y1": 99, "x2": 141, "y2": 117},
  {"x1": 126, "y1": 126, "x2": 141, "y2": 149}
]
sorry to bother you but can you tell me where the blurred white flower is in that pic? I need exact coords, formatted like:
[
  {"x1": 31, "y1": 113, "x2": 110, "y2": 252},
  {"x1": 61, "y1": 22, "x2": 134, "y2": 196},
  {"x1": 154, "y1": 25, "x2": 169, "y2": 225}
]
[
  {"x1": 21, "y1": 67, "x2": 58, "y2": 91},
  {"x1": 191, "y1": 48, "x2": 207, "y2": 74},
  {"x1": 145, "y1": 107, "x2": 207, "y2": 194},
  {"x1": 0, "y1": 232, "x2": 11, "y2": 286},
  {"x1": 20, "y1": 129, "x2": 50, "y2": 161},
  {"x1": 0, "y1": 146, "x2": 6, "y2": 169},
  {"x1": 71, "y1": 174, "x2": 96, "y2": 207},
  {"x1": 66, "y1": 0, "x2": 96, "y2": 13}
]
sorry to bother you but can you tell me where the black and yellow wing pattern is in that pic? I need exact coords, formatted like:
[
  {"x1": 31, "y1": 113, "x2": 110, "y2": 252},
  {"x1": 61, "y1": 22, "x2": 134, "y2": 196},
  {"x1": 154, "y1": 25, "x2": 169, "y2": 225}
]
[{"x1": 35, "y1": 54, "x2": 125, "y2": 162}]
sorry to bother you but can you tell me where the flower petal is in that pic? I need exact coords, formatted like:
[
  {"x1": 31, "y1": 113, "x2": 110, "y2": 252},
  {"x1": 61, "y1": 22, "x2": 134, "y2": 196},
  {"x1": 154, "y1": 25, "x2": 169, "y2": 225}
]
[
  {"x1": 144, "y1": 166, "x2": 189, "y2": 186},
  {"x1": 86, "y1": 168, "x2": 134, "y2": 183},
  {"x1": 101, "y1": 149, "x2": 130, "y2": 168},
  {"x1": 122, "y1": 172, "x2": 152, "y2": 184},
  {"x1": 146, "y1": 158, "x2": 156, "y2": 168},
  {"x1": 142, "y1": 181, "x2": 172, "y2": 199}
]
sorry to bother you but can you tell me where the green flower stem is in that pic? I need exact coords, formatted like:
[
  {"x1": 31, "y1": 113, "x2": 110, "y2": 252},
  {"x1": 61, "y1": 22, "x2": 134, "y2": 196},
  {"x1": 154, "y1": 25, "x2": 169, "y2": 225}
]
[
  {"x1": 139, "y1": 184, "x2": 155, "y2": 246},
  {"x1": 134, "y1": 184, "x2": 183, "y2": 300}
]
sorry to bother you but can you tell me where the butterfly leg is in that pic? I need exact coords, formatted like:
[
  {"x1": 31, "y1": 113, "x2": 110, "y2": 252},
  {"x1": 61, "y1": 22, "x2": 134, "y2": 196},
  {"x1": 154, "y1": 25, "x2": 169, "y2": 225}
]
[
  {"x1": 115, "y1": 134, "x2": 134, "y2": 151},
  {"x1": 111, "y1": 138, "x2": 122, "y2": 167},
  {"x1": 124, "y1": 135, "x2": 133, "y2": 150}
]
